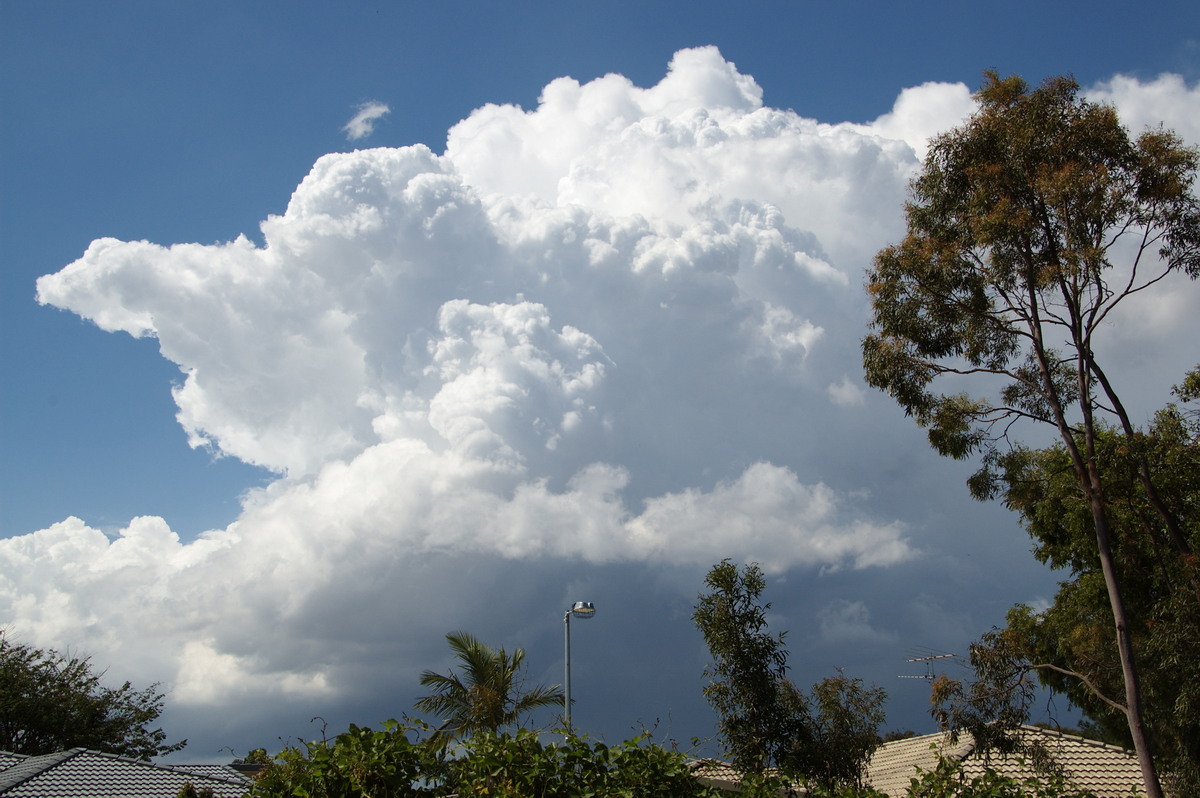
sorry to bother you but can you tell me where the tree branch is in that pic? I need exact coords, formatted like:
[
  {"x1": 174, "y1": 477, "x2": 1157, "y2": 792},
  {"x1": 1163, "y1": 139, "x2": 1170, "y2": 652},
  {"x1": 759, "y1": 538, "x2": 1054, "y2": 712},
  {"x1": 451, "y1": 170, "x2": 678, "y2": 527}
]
[{"x1": 1026, "y1": 662, "x2": 1128, "y2": 716}]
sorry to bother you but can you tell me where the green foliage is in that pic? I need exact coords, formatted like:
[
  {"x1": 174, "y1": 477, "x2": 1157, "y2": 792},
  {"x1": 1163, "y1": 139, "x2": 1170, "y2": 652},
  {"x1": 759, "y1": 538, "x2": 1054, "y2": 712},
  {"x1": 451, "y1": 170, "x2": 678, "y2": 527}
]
[
  {"x1": 0, "y1": 631, "x2": 185, "y2": 759},
  {"x1": 1175, "y1": 366, "x2": 1200, "y2": 406},
  {"x1": 863, "y1": 70, "x2": 1200, "y2": 474},
  {"x1": 693, "y1": 560, "x2": 887, "y2": 788},
  {"x1": 692, "y1": 559, "x2": 792, "y2": 774},
  {"x1": 928, "y1": 628, "x2": 1060, "y2": 771},
  {"x1": 235, "y1": 747, "x2": 274, "y2": 765},
  {"x1": 248, "y1": 719, "x2": 436, "y2": 798},
  {"x1": 863, "y1": 69, "x2": 1200, "y2": 798},
  {"x1": 247, "y1": 721, "x2": 718, "y2": 798},
  {"x1": 795, "y1": 671, "x2": 889, "y2": 790},
  {"x1": 176, "y1": 783, "x2": 215, "y2": 798},
  {"x1": 414, "y1": 631, "x2": 564, "y2": 742},
  {"x1": 448, "y1": 730, "x2": 717, "y2": 798},
  {"x1": 971, "y1": 405, "x2": 1200, "y2": 795}
]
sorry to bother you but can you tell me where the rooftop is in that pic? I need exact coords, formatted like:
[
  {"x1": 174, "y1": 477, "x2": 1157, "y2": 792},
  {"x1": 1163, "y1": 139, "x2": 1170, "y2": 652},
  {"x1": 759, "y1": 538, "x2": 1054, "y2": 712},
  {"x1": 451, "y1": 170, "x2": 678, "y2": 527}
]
[{"x1": 0, "y1": 748, "x2": 251, "y2": 798}]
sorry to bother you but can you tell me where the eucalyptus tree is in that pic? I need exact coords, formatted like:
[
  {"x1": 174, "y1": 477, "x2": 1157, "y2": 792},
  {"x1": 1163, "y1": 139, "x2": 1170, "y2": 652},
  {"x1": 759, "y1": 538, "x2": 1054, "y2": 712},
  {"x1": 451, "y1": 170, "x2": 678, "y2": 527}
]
[
  {"x1": 692, "y1": 560, "x2": 793, "y2": 775},
  {"x1": 862, "y1": 71, "x2": 1200, "y2": 798},
  {"x1": 414, "y1": 631, "x2": 564, "y2": 742},
  {"x1": 693, "y1": 560, "x2": 887, "y2": 789},
  {"x1": 978, "y1": 383, "x2": 1200, "y2": 795}
]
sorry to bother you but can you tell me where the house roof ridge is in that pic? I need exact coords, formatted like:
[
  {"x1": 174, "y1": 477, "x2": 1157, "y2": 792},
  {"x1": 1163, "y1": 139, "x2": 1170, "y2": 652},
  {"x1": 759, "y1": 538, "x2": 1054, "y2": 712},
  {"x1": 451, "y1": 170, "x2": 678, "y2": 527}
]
[
  {"x1": 1017, "y1": 724, "x2": 1136, "y2": 756},
  {"x1": 0, "y1": 749, "x2": 84, "y2": 791},
  {"x1": 158, "y1": 762, "x2": 250, "y2": 784},
  {"x1": 78, "y1": 750, "x2": 251, "y2": 786},
  {"x1": 875, "y1": 729, "x2": 976, "y2": 759},
  {"x1": 0, "y1": 748, "x2": 252, "y2": 795}
]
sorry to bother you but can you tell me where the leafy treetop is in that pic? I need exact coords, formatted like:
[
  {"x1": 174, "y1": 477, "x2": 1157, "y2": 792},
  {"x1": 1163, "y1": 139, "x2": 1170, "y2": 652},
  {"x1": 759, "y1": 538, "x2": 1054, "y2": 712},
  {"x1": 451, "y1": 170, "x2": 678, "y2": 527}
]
[
  {"x1": 413, "y1": 631, "x2": 564, "y2": 742},
  {"x1": 863, "y1": 70, "x2": 1200, "y2": 798},
  {"x1": 0, "y1": 631, "x2": 185, "y2": 759}
]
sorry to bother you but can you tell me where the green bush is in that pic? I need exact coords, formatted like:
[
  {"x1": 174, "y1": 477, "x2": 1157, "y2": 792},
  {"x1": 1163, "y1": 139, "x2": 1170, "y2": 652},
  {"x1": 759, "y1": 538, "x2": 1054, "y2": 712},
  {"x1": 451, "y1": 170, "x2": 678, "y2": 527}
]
[
  {"x1": 247, "y1": 721, "x2": 718, "y2": 798},
  {"x1": 447, "y1": 730, "x2": 716, "y2": 797},
  {"x1": 248, "y1": 719, "x2": 435, "y2": 798}
]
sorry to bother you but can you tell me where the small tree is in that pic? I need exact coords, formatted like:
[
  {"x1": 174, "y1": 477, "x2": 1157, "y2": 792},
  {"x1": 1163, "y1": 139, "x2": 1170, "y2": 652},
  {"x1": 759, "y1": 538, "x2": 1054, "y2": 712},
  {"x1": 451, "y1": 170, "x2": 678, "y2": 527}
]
[
  {"x1": 692, "y1": 559, "x2": 792, "y2": 775},
  {"x1": 414, "y1": 631, "x2": 563, "y2": 742},
  {"x1": 0, "y1": 631, "x2": 184, "y2": 759},
  {"x1": 796, "y1": 671, "x2": 888, "y2": 790},
  {"x1": 693, "y1": 560, "x2": 887, "y2": 788},
  {"x1": 862, "y1": 71, "x2": 1200, "y2": 798}
]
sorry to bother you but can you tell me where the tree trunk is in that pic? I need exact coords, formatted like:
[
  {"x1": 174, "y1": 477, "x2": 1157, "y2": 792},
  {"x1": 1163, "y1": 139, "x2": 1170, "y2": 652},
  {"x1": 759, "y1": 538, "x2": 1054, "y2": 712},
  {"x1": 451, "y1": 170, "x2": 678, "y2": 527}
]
[
  {"x1": 1087, "y1": 487, "x2": 1164, "y2": 798},
  {"x1": 1062, "y1": 317, "x2": 1165, "y2": 798}
]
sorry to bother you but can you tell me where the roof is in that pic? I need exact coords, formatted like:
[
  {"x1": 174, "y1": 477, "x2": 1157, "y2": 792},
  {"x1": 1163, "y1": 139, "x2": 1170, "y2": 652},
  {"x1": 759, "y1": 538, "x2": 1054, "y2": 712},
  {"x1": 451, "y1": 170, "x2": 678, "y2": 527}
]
[
  {"x1": 688, "y1": 725, "x2": 1145, "y2": 797},
  {"x1": 0, "y1": 748, "x2": 251, "y2": 798},
  {"x1": 689, "y1": 758, "x2": 747, "y2": 792},
  {"x1": 862, "y1": 731, "x2": 974, "y2": 796},
  {"x1": 863, "y1": 725, "x2": 1145, "y2": 798},
  {"x1": 688, "y1": 759, "x2": 809, "y2": 795}
]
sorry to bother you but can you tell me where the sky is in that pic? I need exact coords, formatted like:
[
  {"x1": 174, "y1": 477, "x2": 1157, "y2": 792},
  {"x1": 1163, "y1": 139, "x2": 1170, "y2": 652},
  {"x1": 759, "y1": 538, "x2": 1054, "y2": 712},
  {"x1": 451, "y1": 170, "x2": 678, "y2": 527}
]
[{"x1": 3, "y1": 0, "x2": 1199, "y2": 765}]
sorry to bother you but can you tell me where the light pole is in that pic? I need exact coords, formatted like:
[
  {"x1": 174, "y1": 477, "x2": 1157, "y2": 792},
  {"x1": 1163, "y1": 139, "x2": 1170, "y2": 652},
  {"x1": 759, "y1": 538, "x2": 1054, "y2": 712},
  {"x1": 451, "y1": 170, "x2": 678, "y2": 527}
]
[{"x1": 563, "y1": 600, "x2": 595, "y2": 733}]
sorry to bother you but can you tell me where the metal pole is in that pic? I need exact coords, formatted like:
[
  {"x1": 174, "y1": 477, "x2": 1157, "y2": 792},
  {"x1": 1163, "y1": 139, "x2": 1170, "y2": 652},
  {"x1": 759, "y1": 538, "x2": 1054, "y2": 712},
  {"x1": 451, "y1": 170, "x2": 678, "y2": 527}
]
[{"x1": 563, "y1": 609, "x2": 572, "y2": 732}]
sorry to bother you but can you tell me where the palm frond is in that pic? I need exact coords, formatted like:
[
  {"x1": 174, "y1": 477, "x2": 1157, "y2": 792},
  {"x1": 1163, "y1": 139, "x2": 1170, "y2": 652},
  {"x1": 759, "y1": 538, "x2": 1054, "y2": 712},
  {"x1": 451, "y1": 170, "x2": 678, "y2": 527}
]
[{"x1": 413, "y1": 631, "x2": 564, "y2": 739}]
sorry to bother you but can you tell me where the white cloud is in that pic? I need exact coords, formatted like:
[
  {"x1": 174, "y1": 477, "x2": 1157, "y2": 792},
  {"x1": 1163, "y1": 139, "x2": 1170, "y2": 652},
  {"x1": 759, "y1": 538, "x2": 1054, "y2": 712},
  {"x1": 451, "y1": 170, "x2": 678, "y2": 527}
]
[
  {"x1": 818, "y1": 599, "x2": 896, "y2": 644},
  {"x1": 343, "y1": 100, "x2": 390, "y2": 141},
  {"x1": 827, "y1": 375, "x2": 866, "y2": 407},
  {"x1": 14, "y1": 51, "x2": 1199, "y2": 754},
  {"x1": 1087, "y1": 73, "x2": 1200, "y2": 145},
  {"x1": 857, "y1": 81, "x2": 977, "y2": 161}
]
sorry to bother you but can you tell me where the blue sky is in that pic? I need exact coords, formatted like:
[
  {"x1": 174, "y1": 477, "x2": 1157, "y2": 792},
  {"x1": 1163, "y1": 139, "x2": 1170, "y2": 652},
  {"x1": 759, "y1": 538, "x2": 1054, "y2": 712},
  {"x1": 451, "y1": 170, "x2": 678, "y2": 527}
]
[{"x1": 3, "y1": 0, "x2": 1199, "y2": 764}]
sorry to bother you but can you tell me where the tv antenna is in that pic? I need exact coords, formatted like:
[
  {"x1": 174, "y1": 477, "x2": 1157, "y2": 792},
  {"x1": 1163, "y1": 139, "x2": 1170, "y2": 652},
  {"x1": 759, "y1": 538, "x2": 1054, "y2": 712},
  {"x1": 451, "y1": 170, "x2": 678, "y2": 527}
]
[{"x1": 898, "y1": 652, "x2": 957, "y2": 681}]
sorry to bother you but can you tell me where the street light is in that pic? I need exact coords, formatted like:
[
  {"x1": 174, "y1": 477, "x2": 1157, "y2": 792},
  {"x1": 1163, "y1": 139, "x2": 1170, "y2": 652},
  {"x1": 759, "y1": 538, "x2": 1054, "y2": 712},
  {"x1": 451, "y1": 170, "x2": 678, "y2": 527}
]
[{"x1": 563, "y1": 601, "x2": 595, "y2": 732}]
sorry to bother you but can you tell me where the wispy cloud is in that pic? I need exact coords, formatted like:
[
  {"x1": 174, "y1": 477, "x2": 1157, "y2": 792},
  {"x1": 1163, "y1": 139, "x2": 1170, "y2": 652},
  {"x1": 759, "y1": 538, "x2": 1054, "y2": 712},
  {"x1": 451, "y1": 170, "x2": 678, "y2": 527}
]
[{"x1": 343, "y1": 100, "x2": 390, "y2": 141}]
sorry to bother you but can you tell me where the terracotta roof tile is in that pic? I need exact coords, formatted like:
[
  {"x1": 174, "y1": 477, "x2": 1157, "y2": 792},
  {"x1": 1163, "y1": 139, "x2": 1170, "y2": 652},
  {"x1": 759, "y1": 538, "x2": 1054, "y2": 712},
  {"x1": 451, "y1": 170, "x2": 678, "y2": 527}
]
[{"x1": 864, "y1": 725, "x2": 1145, "y2": 798}]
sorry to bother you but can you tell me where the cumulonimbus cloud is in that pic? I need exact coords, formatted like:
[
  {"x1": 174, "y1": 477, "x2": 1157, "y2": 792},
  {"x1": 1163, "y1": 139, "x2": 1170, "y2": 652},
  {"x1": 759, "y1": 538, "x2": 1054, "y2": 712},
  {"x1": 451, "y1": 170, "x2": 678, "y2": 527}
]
[{"x1": 14, "y1": 47, "x2": 1199, "y2": 718}]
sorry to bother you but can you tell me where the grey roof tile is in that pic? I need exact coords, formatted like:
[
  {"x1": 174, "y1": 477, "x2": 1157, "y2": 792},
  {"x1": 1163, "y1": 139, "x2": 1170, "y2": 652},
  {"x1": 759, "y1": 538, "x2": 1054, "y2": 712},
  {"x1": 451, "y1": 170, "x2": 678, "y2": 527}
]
[
  {"x1": 0, "y1": 755, "x2": 27, "y2": 771},
  {"x1": 0, "y1": 748, "x2": 251, "y2": 798}
]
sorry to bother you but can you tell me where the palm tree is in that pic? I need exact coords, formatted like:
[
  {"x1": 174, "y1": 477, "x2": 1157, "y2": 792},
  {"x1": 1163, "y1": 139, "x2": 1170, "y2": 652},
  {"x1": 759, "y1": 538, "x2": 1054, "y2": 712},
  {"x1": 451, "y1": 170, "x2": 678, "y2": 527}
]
[{"x1": 415, "y1": 631, "x2": 564, "y2": 741}]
